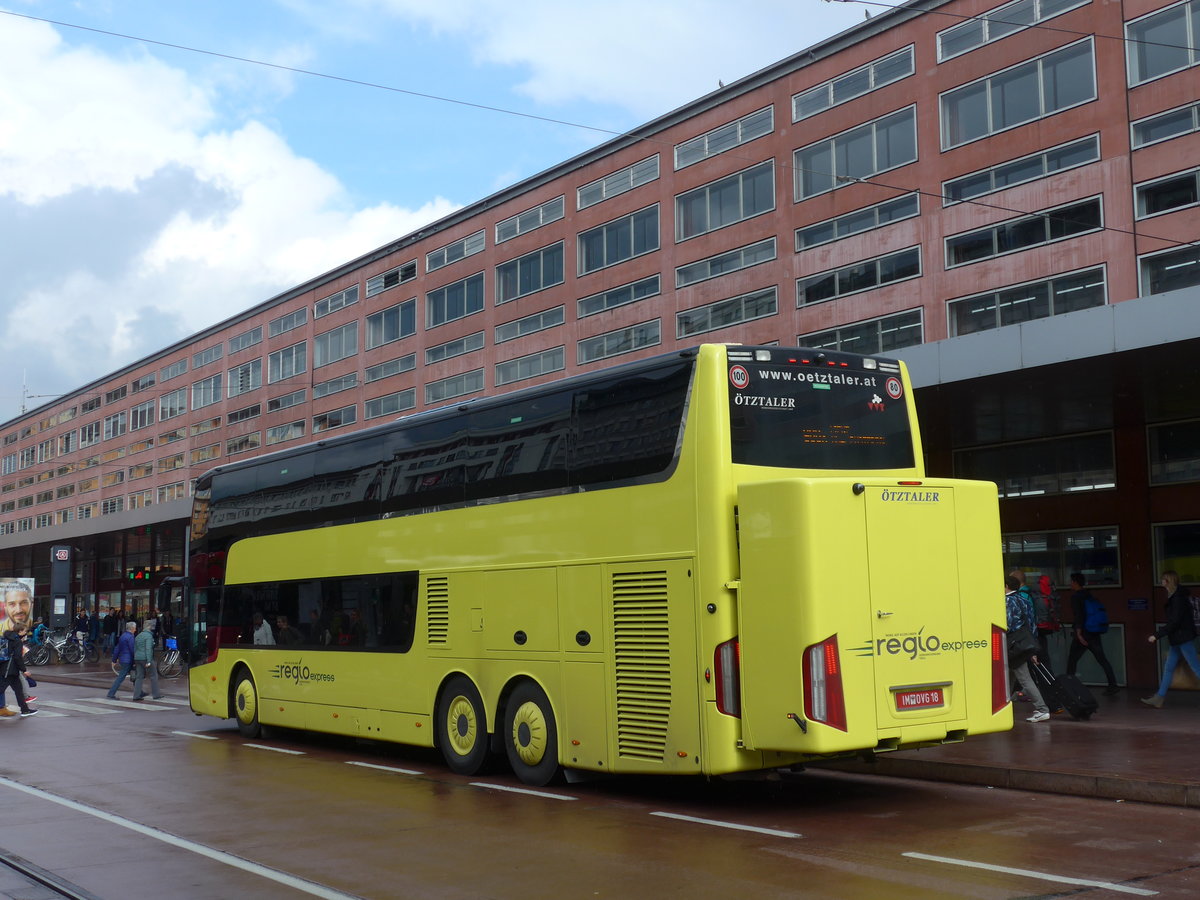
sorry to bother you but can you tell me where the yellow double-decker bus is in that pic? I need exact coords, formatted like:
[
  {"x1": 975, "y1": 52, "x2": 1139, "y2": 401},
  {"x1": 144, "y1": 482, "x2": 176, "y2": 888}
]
[{"x1": 179, "y1": 343, "x2": 1010, "y2": 784}]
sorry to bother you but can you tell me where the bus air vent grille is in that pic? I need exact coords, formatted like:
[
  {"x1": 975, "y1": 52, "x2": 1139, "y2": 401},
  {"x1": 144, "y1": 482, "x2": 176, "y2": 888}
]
[
  {"x1": 426, "y1": 576, "x2": 450, "y2": 644},
  {"x1": 612, "y1": 569, "x2": 671, "y2": 761}
]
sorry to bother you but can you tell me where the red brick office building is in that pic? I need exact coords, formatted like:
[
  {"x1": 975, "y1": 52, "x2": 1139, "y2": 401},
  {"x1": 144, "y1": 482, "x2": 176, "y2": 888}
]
[{"x1": 2, "y1": 0, "x2": 1199, "y2": 687}]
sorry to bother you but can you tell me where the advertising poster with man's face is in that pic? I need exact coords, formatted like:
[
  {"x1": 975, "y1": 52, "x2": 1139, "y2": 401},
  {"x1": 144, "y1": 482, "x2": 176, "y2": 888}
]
[{"x1": 0, "y1": 578, "x2": 36, "y2": 635}]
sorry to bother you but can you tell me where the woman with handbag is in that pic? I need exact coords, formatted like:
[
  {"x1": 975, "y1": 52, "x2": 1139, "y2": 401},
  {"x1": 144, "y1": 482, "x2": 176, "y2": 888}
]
[{"x1": 1006, "y1": 575, "x2": 1050, "y2": 723}]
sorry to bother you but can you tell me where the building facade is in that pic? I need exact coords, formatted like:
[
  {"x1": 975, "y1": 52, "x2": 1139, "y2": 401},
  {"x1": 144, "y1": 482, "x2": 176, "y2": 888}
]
[{"x1": 3, "y1": 0, "x2": 1200, "y2": 687}]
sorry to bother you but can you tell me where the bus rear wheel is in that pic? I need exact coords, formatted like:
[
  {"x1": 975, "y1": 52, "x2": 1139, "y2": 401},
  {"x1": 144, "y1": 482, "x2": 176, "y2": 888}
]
[
  {"x1": 503, "y1": 681, "x2": 559, "y2": 786},
  {"x1": 233, "y1": 672, "x2": 261, "y2": 738},
  {"x1": 437, "y1": 676, "x2": 490, "y2": 776}
]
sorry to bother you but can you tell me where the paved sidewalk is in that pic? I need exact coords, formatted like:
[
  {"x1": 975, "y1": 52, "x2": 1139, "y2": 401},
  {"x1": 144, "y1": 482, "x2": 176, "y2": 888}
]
[{"x1": 25, "y1": 662, "x2": 1200, "y2": 808}]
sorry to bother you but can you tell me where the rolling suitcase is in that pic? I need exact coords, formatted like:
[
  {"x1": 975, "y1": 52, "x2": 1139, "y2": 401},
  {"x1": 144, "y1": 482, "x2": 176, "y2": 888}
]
[{"x1": 1030, "y1": 660, "x2": 1098, "y2": 720}]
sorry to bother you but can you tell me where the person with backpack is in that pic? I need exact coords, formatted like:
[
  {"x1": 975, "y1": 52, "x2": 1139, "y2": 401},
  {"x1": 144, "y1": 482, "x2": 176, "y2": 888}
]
[
  {"x1": 0, "y1": 629, "x2": 38, "y2": 717},
  {"x1": 1141, "y1": 570, "x2": 1200, "y2": 708},
  {"x1": 1066, "y1": 572, "x2": 1120, "y2": 696}
]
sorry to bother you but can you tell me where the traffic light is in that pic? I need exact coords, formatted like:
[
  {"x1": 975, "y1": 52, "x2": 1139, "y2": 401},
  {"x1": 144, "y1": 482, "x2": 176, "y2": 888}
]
[{"x1": 125, "y1": 566, "x2": 151, "y2": 582}]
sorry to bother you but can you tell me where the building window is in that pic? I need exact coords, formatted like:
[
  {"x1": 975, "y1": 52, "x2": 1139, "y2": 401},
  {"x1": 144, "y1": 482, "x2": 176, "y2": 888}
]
[
  {"x1": 35, "y1": 513, "x2": 52, "y2": 528},
  {"x1": 955, "y1": 432, "x2": 1115, "y2": 498},
  {"x1": 36, "y1": 440, "x2": 52, "y2": 464},
  {"x1": 80, "y1": 422, "x2": 101, "y2": 448},
  {"x1": 1139, "y1": 245, "x2": 1200, "y2": 296},
  {"x1": 101, "y1": 470, "x2": 125, "y2": 488},
  {"x1": 227, "y1": 359, "x2": 263, "y2": 398},
  {"x1": 1127, "y1": 0, "x2": 1200, "y2": 85},
  {"x1": 676, "y1": 161, "x2": 774, "y2": 242},
  {"x1": 948, "y1": 267, "x2": 1106, "y2": 336},
  {"x1": 1135, "y1": 168, "x2": 1200, "y2": 218},
  {"x1": 1003, "y1": 528, "x2": 1120, "y2": 588},
  {"x1": 578, "y1": 205, "x2": 660, "y2": 276},
  {"x1": 131, "y1": 373, "x2": 156, "y2": 393},
  {"x1": 945, "y1": 197, "x2": 1102, "y2": 267},
  {"x1": 313, "y1": 286, "x2": 357, "y2": 319},
  {"x1": 56, "y1": 484, "x2": 75, "y2": 498},
  {"x1": 268, "y1": 308, "x2": 307, "y2": 337},
  {"x1": 266, "y1": 421, "x2": 305, "y2": 446},
  {"x1": 365, "y1": 389, "x2": 416, "y2": 419},
  {"x1": 128, "y1": 463, "x2": 154, "y2": 480},
  {"x1": 365, "y1": 355, "x2": 416, "y2": 383},
  {"x1": 800, "y1": 308, "x2": 924, "y2": 354},
  {"x1": 268, "y1": 390, "x2": 306, "y2": 412},
  {"x1": 228, "y1": 326, "x2": 263, "y2": 353},
  {"x1": 797, "y1": 246, "x2": 921, "y2": 305},
  {"x1": 128, "y1": 490, "x2": 152, "y2": 510},
  {"x1": 105, "y1": 386, "x2": 127, "y2": 404},
  {"x1": 226, "y1": 432, "x2": 262, "y2": 455},
  {"x1": 578, "y1": 320, "x2": 661, "y2": 364},
  {"x1": 157, "y1": 482, "x2": 186, "y2": 503},
  {"x1": 427, "y1": 231, "x2": 485, "y2": 273},
  {"x1": 313, "y1": 373, "x2": 358, "y2": 399},
  {"x1": 81, "y1": 397, "x2": 101, "y2": 413},
  {"x1": 1154, "y1": 521, "x2": 1200, "y2": 584},
  {"x1": 159, "y1": 427, "x2": 186, "y2": 445},
  {"x1": 796, "y1": 195, "x2": 919, "y2": 250},
  {"x1": 795, "y1": 106, "x2": 917, "y2": 199},
  {"x1": 366, "y1": 261, "x2": 417, "y2": 297},
  {"x1": 425, "y1": 370, "x2": 484, "y2": 405},
  {"x1": 101, "y1": 498, "x2": 124, "y2": 516},
  {"x1": 940, "y1": 39, "x2": 1095, "y2": 149},
  {"x1": 578, "y1": 275, "x2": 661, "y2": 319},
  {"x1": 677, "y1": 287, "x2": 778, "y2": 338},
  {"x1": 942, "y1": 135, "x2": 1100, "y2": 205},
  {"x1": 496, "y1": 241, "x2": 564, "y2": 304},
  {"x1": 227, "y1": 403, "x2": 261, "y2": 424},
  {"x1": 58, "y1": 432, "x2": 76, "y2": 455},
  {"x1": 57, "y1": 509, "x2": 73, "y2": 525},
  {"x1": 496, "y1": 346, "x2": 565, "y2": 386},
  {"x1": 157, "y1": 453, "x2": 185, "y2": 473},
  {"x1": 1132, "y1": 100, "x2": 1200, "y2": 148},
  {"x1": 192, "y1": 344, "x2": 222, "y2": 368},
  {"x1": 675, "y1": 107, "x2": 773, "y2": 169},
  {"x1": 191, "y1": 374, "x2": 222, "y2": 410},
  {"x1": 1149, "y1": 419, "x2": 1200, "y2": 485},
  {"x1": 76, "y1": 505, "x2": 95, "y2": 520},
  {"x1": 268, "y1": 342, "x2": 307, "y2": 384},
  {"x1": 678, "y1": 238, "x2": 776, "y2": 289},
  {"x1": 103, "y1": 412, "x2": 127, "y2": 441},
  {"x1": 160, "y1": 359, "x2": 187, "y2": 381},
  {"x1": 314, "y1": 323, "x2": 357, "y2": 368},
  {"x1": 496, "y1": 196, "x2": 564, "y2": 243},
  {"x1": 160, "y1": 387, "x2": 187, "y2": 421},
  {"x1": 129, "y1": 400, "x2": 155, "y2": 431},
  {"x1": 426, "y1": 332, "x2": 484, "y2": 365},
  {"x1": 578, "y1": 155, "x2": 659, "y2": 209},
  {"x1": 793, "y1": 46, "x2": 914, "y2": 120},
  {"x1": 938, "y1": 0, "x2": 1088, "y2": 61},
  {"x1": 427, "y1": 273, "x2": 485, "y2": 328},
  {"x1": 190, "y1": 444, "x2": 220, "y2": 465},
  {"x1": 496, "y1": 306, "x2": 565, "y2": 344},
  {"x1": 313, "y1": 405, "x2": 357, "y2": 433},
  {"x1": 366, "y1": 299, "x2": 417, "y2": 349}
]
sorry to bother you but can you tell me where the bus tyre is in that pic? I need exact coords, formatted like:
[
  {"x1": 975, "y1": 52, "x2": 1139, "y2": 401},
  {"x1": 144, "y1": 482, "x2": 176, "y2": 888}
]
[
  {"x1": 503, "y1": 681, "x2": 559, "y2": 787},
  {"x1": 233, "y1": 672, "x2": 261, "y2": 739},
  {"x1": 437, "y1": 676, "x2": 490, "y2": 776}
]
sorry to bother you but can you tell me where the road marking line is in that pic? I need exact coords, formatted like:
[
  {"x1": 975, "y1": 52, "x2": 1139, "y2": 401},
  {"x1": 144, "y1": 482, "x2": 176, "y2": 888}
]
[
  {"x1": 171, "y1": 731, "x2": 218, "y2": 740},
  {"x1": 347, "y1": 761, "x2": 422, "y2": 776},
  {"x1": 650, "y1": 811, "x2": 802, "y2": 838},
  {"x1": 903, "y1": 852, "x2": 1158, "y2": 896},
  {"x1": 470, "y1": 782, "x2": 577, "y2": 801},
  {"x1": 0, "y1": 776, "x2": 363, "y2": 899},
  {"x1": 35, "y1": 701, "x2": 120, "y2": 715},
  {"x1": 149, "y1": 697, "x2": 190, "y2": 705},
  {"x1": 244, "y1": 743, "x2": 305, "y2": 755},
  {"x1": 78, "y1": 698, "x2": 170, "y2": 711}
]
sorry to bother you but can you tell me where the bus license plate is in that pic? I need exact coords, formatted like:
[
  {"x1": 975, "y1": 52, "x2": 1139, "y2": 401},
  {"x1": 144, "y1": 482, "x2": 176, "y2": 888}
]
[{"x1": 894, "y1": 688, "x2": 944, "y2": 711}]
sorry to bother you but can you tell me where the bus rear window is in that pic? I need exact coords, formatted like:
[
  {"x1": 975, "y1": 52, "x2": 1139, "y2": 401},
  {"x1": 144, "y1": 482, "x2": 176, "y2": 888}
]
[{"x1": 728, "y1": 359, "x2": 914, "y2": 469}]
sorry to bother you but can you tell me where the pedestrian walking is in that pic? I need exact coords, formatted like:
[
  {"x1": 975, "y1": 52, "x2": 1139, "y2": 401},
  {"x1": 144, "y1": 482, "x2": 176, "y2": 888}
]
[
  {"x1": 1006, "y1": 576, "x2": 1050, "y2": 723},
  {"x1": 132, "y1": 616, "x2": 163, "y2": 701},
  {"x1": 1141, "y1": 570, "x2": 1200, "y2": 708},
  {"x1": 107, "y1": 621, "x2": 137, "y2": 698},
  {"x1": 1065, "y1": 572, "x2": 1120, "y2": 695},
  {"x1": 0, "y1": 629, "x2": 38, "y2": 717}
]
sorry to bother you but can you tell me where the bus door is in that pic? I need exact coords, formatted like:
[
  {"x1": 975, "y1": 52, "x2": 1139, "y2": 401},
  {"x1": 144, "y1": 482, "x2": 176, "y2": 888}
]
[{"x1": 862, "y1": 484, "x2": 967, "y2": 729}]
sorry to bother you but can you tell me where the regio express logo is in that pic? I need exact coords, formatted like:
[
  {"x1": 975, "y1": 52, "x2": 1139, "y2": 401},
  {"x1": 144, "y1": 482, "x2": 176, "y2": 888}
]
[
  {"x1": 850, "y1": 626, "x2": 989, "y2": 659},
  {"x1": 270, "y1": 660, "x2": 336, "y2": 685}
]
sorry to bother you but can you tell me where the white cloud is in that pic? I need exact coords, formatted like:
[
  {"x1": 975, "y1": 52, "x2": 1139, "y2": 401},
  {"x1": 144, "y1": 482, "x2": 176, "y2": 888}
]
[{"x1": 0, "y1": 15, "x2": 455, "y2": 419}]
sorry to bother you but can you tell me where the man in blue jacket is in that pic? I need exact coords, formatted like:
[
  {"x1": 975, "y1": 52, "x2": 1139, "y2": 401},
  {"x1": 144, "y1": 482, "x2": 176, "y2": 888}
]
[{"x1": 106, "y1": 621, "x2": 137, "y2": 699}]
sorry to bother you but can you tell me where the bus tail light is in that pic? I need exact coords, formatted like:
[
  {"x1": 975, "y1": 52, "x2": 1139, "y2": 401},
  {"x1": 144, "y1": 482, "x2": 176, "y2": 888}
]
[
  {"x1": 991, "y1": 625, "x2": 1011, "y2": 714},
  {"x1": 714, "y1": 638, "x2": 741, "y2": 717},
  {"x1": 803, "y1": 635, "x2": 847, "y2": 731}
]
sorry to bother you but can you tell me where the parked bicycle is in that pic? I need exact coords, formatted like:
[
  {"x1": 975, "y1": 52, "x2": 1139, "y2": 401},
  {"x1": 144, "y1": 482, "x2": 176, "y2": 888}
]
[
  {"x1": 157, "y1": 635, "x2": 183, "y2": 678},
  {"x1": 26, "y1": 628, "x2": 68, "y2": 666}
]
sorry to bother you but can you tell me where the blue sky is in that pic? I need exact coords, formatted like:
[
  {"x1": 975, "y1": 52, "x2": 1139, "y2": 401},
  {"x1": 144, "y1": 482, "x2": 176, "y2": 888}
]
[{"x1": 0, "y1": 0, "x2": 869, "y2": 421}]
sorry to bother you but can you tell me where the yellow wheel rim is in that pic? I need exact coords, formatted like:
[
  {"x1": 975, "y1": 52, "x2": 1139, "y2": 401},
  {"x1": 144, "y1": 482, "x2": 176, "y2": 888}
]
[
  {"x1": 511, "y1": 700, "x2": 548, "y2": 767},
  {"x1": 446, "y1": 695, "x2": 479, "y2": 757},
  {"x1": 235, "y1": 680, "x2": 257, "y2": 726}
]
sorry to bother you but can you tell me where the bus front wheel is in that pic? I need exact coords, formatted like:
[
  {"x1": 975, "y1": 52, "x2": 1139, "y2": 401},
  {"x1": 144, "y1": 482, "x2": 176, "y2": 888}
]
[
  {"x1": 503, "y1": 681, "x2": 559, "y2": 786},
  {"x1": 436, "y1": 676, "x2": 490, "y2": 776},
  {"x1": 233, "y1": 672, "x2": 261, "y2": 739}
]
